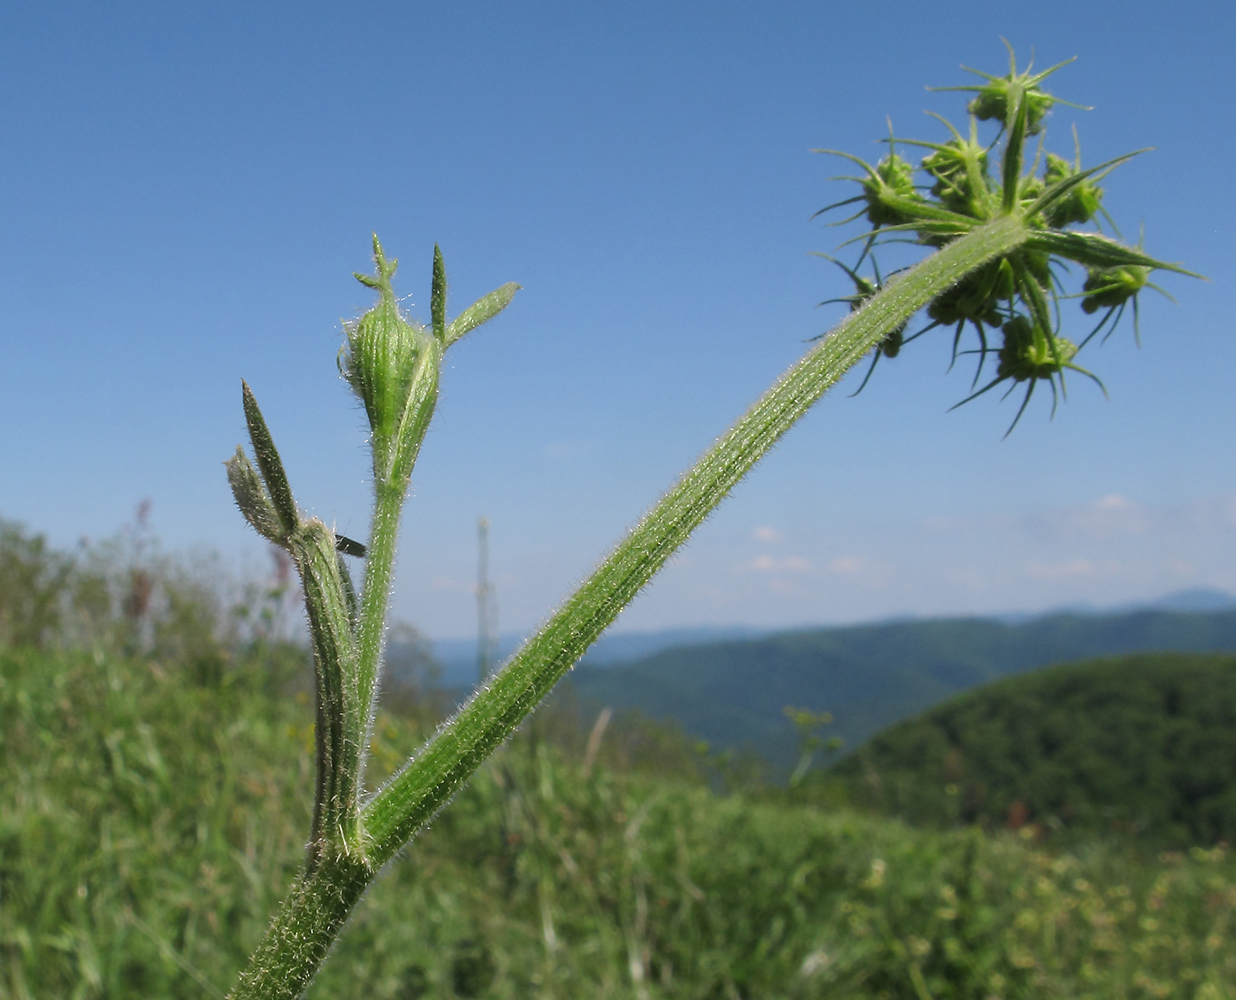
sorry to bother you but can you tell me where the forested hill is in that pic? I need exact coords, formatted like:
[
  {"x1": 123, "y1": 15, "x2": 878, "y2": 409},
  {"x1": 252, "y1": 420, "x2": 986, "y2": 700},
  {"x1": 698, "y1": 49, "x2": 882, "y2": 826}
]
[
  {"x1": 828, "y1": 651, "x2": 1236, "y2": 846},
  {"x1": 563, "y1": 608, "x2": 1236, "y2": 777}
]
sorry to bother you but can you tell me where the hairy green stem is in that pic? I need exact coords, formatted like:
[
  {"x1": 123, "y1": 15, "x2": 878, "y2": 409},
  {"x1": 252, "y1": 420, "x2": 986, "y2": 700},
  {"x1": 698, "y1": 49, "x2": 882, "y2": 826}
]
[
  {"x1": 227, "y1": 215, "x2": 1027, "y2": 1000},
  {"x1": 226, "y1": 856, "x2": 373, "y2": 1000},
  {"x1": 292, "y1": 522, "x2": 362, "y2": 867},
  {"x1": 354, "y1": 346, "x2": 442, "y2": 792},
  {"x1": 353, "y1": 483, "x2": 407, "y2": 770},
  {"x1": 362, "y1": 215, "x2": 1027, "y2": 860}
]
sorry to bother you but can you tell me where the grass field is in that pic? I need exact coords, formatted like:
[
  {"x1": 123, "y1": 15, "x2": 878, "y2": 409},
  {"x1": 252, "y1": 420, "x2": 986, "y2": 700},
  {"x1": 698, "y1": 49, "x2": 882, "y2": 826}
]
[{"x1": 3, "y1": 643, "x2": 1234, "y2": 999}]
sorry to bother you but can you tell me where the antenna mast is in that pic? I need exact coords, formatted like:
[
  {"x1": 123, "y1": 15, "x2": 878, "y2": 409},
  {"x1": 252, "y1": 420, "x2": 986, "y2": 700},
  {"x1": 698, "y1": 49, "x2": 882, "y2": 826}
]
[{"x1": 476, "y1": 516, "x2": 497, "y2": 682}]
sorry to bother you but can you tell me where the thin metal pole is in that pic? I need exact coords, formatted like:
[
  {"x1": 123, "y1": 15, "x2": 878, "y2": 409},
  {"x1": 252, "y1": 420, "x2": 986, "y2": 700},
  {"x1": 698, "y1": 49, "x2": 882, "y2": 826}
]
[{"x1": 476, "y1": 516, "x2": 496, "y2": 682}]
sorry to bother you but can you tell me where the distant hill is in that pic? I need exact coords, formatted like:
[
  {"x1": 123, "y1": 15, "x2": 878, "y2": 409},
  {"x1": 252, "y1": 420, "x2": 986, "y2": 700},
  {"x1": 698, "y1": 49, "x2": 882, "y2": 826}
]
[
  {"x1": 1140, "y1": 587, "x2": 1236, "y2": 613},
  {"x1": 996, "y1": 587, "x2": 1236, "y2": 622},
  {"x1": 425, "y1": 625, "x2": 770, "y2": 688},
  {"x1": 416, "y1": 589, "x2": 1236, "y2": 689},
  {"x1": 827, "y1": 652, "x2": 1236, "y2": 846},
  {"x1": 560, "y1": 608, "x2": 1236, "y2": 778}
]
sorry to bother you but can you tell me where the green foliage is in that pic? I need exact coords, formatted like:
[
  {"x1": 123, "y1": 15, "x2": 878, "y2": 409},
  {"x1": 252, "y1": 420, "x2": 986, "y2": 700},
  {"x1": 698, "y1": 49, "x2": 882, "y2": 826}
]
[
  {"x1": 5, "y1": 534, "x2": 1232, "y2": 996},
  {"x1": 3, "y1": 646, "x2": 1235, "y2": 998},
  {"x1": 0, "y1": 514, "x2": 305, "y2": 687},
  {"x1": 829, "y1": 652, "x2": 1236, "y2": 846},
  {"x1": 0, "y1": 644, "x2": 310, "y2": 998},
  {"x1": 0, "y1": 517, "x2": 74, "y2": 649}
]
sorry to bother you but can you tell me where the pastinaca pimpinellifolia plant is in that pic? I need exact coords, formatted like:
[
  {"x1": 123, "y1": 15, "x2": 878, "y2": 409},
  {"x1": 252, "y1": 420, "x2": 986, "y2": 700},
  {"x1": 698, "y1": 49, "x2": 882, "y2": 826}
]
[{"x1": 223, "y1": 48, "x2": 1196, "y2": 998}]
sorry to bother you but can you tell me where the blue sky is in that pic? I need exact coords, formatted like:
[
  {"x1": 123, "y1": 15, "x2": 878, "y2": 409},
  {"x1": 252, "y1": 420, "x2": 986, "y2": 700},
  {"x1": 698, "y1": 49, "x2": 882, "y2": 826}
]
[{"x1": 2, "y1": 2, "x2": 1233, "y2": 641}]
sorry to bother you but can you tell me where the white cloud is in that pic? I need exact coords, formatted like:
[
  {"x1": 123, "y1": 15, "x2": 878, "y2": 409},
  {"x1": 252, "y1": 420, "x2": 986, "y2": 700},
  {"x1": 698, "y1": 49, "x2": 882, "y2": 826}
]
[
  {"x1": 829, "y1": 556, "x2": 863, "y2": 575},
  {"x1": 1065, "y1": 495, "x2": 1150, "y2": 539},
  {"x1": 1026, "y1": 558, "x2": 1098, "y2": 580},
  {"x1": 750, "y1": 554, "x2": 811, "y2": 573},
  {"x1": 753, "y1": 525, "x2": 782, "y2": 543},
  {"x1": 918, "y1": 494, "x2": 1154, "y2": 541}
]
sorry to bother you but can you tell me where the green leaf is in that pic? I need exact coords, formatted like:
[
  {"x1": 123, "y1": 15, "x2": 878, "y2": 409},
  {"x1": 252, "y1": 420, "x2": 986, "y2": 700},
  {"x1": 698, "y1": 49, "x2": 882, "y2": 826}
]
[
  {"x1": 444, "y1": 283, "x2": 521, "y2": 348},
  {"x1": 289, "y1": 519, "x2": 364, "y2": 868},
  {"x1": 241, "y1": 382, "x2": 299, "y2": 536},
  {"x1": 1024, "y1": 231, "x2": 1201, "y2": 276},
  {"x1": 1001, "y1": 84, "x2": 1029, "y2": 213}
]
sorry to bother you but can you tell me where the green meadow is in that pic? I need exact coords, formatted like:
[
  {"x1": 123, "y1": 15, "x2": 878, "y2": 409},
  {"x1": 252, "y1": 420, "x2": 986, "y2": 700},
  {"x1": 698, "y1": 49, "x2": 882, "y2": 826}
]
[{"x1": 2, "y1": 522, "x2": 1234, "y2": 998}]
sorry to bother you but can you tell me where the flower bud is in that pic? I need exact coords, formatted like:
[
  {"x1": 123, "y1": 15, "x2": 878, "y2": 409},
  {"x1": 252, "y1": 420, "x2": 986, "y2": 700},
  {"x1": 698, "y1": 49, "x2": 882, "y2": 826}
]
[
  {"x1": 1042, "y1": 153, "x2": 1104, "y2": 228},
  {"x1": 339, "y1": 235, "x2": 439, "y2": 485},
  {"x1": 998, "y1": 315, "x2": 1077, "y2": 382},
  {"x1": 1081, "y1": 264, "x2": 1147, "y2": 314},
  {"x1": 341, "y1": 237, "x2": 426, "y2": 436}
]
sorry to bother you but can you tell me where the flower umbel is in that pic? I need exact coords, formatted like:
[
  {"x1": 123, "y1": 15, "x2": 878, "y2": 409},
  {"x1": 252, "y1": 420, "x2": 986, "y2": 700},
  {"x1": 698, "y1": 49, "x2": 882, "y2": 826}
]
[{"x1": 814, "y1": 44, "x2": 1199, "y2": 434}]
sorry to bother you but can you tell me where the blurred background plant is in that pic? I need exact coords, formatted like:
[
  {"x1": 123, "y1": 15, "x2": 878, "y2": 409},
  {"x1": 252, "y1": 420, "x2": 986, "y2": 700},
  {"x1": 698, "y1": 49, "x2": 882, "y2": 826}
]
[{"x1": 3, "y1": 517, "x2": 1234, "y2": 998}]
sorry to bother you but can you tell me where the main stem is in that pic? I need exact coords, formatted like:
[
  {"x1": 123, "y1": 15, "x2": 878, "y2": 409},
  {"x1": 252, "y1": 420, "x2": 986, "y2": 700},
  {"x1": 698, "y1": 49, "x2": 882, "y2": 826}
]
[
  {"x1": 227, "y1": 215, "x2": 1026, "y2": 1000},
  {"x1": 362, "y1": 215, "x2": 1027, "y2": 860}
]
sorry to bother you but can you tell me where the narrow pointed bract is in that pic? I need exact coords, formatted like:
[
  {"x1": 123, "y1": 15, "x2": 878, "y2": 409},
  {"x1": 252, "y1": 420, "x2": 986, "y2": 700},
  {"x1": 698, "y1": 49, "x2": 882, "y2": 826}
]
[
  {"x1": 241, "y1": 382, "x2": 298, "y2": 536},
  {"x1": 431, "y1": 244, "x2": 447, "y2": 341},
  {"x1": 224, "y1": 447, "x2": 285, "y2": 544}
]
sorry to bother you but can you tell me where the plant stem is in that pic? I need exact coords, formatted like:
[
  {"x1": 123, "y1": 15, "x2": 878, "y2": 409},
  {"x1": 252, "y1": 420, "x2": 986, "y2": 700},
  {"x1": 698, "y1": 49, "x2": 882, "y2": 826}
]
[
  {"x1": 355, "y1": 343, "x2": 444, "y2": 797},
  {"x1": 227, "y1": 214, "x2": 1026, "y2": 999},
  {"x1": 354, "y1": 481, "x2": 407, "y2": 781},
  {"x1": 226, "y1": 857, "x2": 373, "y2": 1000},
  {"x1": 361, "y1": 214, "x2": 1027, "y2": 862}
]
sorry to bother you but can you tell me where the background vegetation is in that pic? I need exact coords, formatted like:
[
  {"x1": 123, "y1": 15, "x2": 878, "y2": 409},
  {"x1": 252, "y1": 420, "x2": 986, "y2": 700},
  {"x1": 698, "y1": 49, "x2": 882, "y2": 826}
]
[
  {"x1": 3, "y1": 517, "x2": 1235, "y2": 997},
  {"x1": 565, "y1": 611, "x2": 1236, "y2": 777},
  {"x1": 825, "y1": 652, "x2": 1236, "y2": 846}
]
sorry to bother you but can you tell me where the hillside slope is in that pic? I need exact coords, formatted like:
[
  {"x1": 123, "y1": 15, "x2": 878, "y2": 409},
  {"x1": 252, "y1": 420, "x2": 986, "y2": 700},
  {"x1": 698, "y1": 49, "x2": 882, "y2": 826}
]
[{"x1": 829, "y1": 652, "x2": 1236, "y2": 845}]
